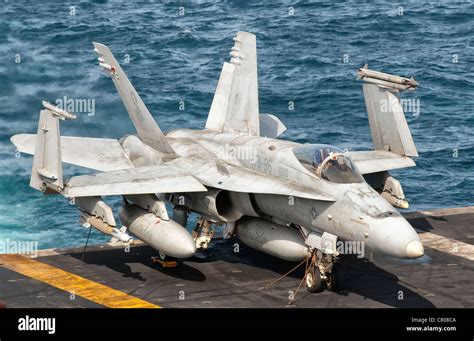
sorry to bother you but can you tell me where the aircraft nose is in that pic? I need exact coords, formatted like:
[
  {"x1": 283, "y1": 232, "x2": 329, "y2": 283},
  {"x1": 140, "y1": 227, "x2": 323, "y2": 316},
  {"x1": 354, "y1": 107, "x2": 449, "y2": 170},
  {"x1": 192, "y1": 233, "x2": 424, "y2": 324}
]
[
  {"x1": 368, "y1": 216, "x2": 424, "y2": 259},
  {"x1": 405, "y1": 240, "x2": 424, "y2": 258}
]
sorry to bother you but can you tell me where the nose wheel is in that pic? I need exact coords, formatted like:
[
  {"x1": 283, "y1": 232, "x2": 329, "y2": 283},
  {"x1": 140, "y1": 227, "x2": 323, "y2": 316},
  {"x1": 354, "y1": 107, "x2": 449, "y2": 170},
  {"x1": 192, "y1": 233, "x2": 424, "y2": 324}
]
[
  {"x1": 325, "y1": 265, "x2": 340, "y2": 292},
  {"x1": 264, "y1": 250, "x2": 341, "y2": 305},
  {"x1": 305, "y1": 268, "x2": 324, "y2": 293},
  {"x1": 304, "y1": 251, "x2": 340, "y2": 293}
]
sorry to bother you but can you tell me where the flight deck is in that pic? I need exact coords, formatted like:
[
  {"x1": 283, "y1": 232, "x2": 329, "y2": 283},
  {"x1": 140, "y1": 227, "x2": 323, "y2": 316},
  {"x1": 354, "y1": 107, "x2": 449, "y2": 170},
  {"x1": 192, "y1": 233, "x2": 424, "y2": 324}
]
[{"x1": 0, "y1": 206, "x2": 472, "y2": 308}]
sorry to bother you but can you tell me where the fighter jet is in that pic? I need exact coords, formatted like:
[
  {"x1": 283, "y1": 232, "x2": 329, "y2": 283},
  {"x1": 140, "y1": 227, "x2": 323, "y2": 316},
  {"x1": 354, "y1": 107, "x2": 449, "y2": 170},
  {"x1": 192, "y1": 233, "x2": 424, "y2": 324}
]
[{"x1": 11, "y1": 32, "x2": 423, "y2": 293}]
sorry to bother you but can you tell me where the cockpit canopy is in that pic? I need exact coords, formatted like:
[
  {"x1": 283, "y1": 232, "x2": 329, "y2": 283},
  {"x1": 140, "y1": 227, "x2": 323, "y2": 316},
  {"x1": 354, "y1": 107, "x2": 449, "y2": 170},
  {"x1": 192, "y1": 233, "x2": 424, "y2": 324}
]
[{"x1": 293, "y1": 144, "x2": 364, "y2": 184}]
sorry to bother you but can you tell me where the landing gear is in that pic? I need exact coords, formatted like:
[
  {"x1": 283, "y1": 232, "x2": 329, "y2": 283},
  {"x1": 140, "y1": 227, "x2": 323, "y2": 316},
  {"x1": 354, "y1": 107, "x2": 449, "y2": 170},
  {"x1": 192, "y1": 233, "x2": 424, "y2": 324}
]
[
  {"x1": 325, "y1": 265, "x2": 340, "y2": 292},
  {"x1": 192, "y1": 217, "x2": 217, "y2": 250},
  {"x1": 304, "y1": 251, "x2": 341, "y2": 293},
  {"x1": 305, "y1": 268, "x2": 324, "y2": 293}
]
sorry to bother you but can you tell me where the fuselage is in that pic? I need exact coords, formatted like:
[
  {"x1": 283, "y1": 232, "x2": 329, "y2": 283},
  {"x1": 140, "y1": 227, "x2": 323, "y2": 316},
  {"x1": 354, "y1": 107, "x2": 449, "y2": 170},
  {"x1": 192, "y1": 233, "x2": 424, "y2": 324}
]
[{"x1": 121, "y1": 128, "x2": 424, "y2": 259}]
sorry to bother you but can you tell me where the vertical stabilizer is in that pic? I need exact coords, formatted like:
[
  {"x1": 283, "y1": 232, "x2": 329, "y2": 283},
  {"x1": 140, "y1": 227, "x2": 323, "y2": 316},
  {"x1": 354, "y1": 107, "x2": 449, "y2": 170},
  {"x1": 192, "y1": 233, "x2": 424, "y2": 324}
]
[
  {"x1": 206, "y1": 32, "x2": 260, "y2": 136},
  {"x1": 93, "y1": 42, "x2": 176, "y2": 156}
]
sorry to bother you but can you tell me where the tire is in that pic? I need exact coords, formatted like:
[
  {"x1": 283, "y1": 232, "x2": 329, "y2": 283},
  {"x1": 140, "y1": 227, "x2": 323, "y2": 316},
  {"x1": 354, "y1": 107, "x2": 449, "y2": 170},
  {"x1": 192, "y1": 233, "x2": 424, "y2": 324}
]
[
  {"x1": 325, "y1": 265, "x2": 340, "y2": 292},
  {"x1": 305, "y1": 268, "x2": 324, "y2": 293}
]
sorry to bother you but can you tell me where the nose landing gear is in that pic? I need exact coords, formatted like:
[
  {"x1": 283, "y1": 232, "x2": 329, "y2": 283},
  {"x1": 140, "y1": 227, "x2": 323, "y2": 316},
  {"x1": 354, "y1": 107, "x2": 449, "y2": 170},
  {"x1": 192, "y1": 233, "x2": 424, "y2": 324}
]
[
  {"x1": 305, "y1": 267, "x2": 323, "y2": 293},
  {"x1": 264, "y1": 249, "x2": 341, "y2": 305},
  {"x1": 304, "y1": 251, "x2": 340, "y2": 293}
]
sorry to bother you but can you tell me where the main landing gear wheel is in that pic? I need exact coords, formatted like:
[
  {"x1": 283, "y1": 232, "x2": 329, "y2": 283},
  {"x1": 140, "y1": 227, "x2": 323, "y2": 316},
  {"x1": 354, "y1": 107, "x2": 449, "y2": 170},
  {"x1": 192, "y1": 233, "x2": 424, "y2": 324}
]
[{"x1": 305, "y1": 268, "x2": 324, "y2": 293}]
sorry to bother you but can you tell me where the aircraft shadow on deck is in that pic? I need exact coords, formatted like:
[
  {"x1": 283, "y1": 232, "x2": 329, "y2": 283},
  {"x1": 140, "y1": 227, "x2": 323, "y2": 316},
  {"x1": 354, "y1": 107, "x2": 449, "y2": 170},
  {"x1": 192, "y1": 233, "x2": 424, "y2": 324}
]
[
  {"x1": 68, "y1": 246, "x2": 207, "y2": 282},
  {"x1": 67, "y1": 238, "x2": 435, "y2": 308},
  {"x1": 406, "y1": 216, "x2": 440, "y2": 233},
  {"x1": 207, "y1": 239, "x2": 436, "y2": 308}
]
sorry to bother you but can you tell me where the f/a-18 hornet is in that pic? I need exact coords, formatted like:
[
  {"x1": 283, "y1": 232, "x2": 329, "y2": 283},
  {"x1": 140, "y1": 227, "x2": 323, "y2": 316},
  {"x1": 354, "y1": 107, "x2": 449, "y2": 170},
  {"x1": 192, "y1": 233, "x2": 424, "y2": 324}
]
[{"x1": 11, "y1": 31, "x2": 423, "y2": 293}]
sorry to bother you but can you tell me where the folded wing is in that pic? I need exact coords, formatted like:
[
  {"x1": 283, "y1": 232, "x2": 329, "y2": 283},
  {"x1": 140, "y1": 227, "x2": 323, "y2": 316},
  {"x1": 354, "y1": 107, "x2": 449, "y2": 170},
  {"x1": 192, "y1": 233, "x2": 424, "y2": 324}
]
[
  {"x1": 348, "y1": 150, "x2": 416, "y2": 175},
  {"x1": 11, "y1": 134, "x2": 133, "y2": 172},
  {"x1": 12, "y1": 134, "x2": 332, "y2": 200},
  {"x1": 64, "y1": 164, "x2": 207, "y2": 197},
  {"x1": 358, "y1": 65, "x2": 419, "y2": 157}
]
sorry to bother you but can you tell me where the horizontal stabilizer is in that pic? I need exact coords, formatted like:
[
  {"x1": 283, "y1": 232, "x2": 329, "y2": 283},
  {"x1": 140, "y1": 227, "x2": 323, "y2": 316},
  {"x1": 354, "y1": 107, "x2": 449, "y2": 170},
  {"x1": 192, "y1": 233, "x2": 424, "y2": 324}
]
[
  {"x1": 11, "y1": 134, "x2": 134, "y2": 172},
  {"x1": 348, "y1": 150, "x2": 416, "y2": 174},
  {"x1": 64, "y1": 164, "x2": 207, "y2": 197}
]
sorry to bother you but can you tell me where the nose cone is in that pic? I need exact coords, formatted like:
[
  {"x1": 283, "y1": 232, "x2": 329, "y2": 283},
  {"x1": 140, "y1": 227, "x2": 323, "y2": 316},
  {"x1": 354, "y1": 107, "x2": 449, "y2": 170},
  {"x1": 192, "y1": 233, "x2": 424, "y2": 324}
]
[
  {"x1": 406, "y1": 240, "x2": 424, "y2": 258},
  {"x1": 368, "y1": 216, "x2": 424, "y2": 259}
]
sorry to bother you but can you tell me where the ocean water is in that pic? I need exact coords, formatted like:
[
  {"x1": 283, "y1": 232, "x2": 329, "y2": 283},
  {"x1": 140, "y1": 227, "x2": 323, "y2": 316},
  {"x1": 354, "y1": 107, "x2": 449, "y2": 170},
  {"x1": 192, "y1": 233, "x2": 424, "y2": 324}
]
[{"x1": 0, "y1": 1, "x2": 473, "y2": 250}]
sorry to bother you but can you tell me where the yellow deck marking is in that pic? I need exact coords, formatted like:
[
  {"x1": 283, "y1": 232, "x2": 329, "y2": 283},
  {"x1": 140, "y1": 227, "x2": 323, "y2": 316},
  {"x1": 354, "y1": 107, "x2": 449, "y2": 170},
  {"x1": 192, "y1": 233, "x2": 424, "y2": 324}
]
[
  {"x1": 417, "y1": 231, "x2": 474, "y2": 261},
  {"x1": 0, "y1": 254, "x2": 160, "y2": 308}
]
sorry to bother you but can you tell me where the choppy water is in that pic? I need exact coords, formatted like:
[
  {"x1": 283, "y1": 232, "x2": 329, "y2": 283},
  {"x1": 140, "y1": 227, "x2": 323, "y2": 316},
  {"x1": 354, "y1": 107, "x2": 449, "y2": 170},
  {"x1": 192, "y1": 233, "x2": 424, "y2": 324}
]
[{"x1": 0, "y1": 1, "x2": 473, "y2": 250}]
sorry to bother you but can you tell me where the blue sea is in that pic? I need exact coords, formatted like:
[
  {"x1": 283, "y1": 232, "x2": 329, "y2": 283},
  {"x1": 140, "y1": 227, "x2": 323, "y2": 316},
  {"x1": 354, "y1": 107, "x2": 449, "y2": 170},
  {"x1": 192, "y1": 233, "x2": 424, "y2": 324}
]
[{"x1": 0, "y1": 1, "x2": 473, "y2": 250}]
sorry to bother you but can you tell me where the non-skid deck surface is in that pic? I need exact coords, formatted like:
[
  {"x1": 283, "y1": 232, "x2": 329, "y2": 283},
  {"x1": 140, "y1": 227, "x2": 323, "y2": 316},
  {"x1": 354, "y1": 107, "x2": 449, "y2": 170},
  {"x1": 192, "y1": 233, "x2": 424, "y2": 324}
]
[{"x1": 0, "y1": 207, "x2": 473, "y2": 308}]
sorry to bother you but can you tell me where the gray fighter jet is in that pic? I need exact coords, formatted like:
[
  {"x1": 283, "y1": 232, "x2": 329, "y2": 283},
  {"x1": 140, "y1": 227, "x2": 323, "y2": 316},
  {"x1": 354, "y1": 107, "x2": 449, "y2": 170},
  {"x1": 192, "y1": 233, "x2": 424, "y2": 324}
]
[{"x1": 11, "y1": 32, "x2": 423, "y2": 293}]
